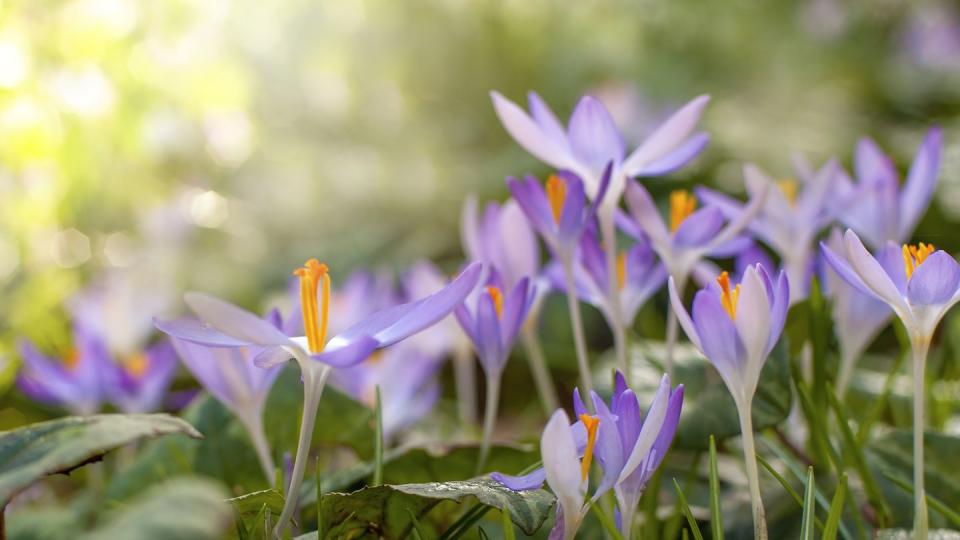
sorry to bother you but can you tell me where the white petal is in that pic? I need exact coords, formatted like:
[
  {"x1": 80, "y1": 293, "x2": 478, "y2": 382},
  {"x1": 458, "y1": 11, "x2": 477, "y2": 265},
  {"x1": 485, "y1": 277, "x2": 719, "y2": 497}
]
[
  {"x1": 734, "y1": 266, "x2": 771, "y2": 396},
  {"x1": 541, "y1": 409, "x2": 584, "y2": 514},
  {"x1": 618, "y1": 375, "x2": 670, "y2": 481},
  {"x1": 842, "y1": 230, "x2": 910, "y2": 316},
  {"x1": 185, "y1": 292, "x2": 290, "y2": 346}
]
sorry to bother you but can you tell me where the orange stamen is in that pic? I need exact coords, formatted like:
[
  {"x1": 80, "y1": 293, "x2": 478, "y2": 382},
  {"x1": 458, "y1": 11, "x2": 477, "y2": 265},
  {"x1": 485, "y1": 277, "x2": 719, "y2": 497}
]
[
  {"x1": 777, "y1": 178, "x2": 798, "y2": 206},
  {"x1": 669, "y1": 190, "x2": 697, "y2": 232},
  {"x1": 717, "y1": 271, "x2": 741, "y2": 320},
  {"x1": 124, "y1": 353, "x2": 150, "y2": 378},
  {"x1": 63, "y1": 347, "x2": 80, "y2": 371},
  {"x1": 546, "y1": 175, "x2": 567, "y2": 225},
  {"x1": 293, "y1": 259, "x2": 331, "y2": 353},
  {"x1": 903, "y1": 243, "x2": 935, "y2": 280},
  {"x1": 579, "y1": 414, "x2": 600, "y2": 481},
  {"x1": 486, "y1": 286, "x2": 504, "y2": 319},
  {"x1": 616, "y1": 251, "x2": 627, "y2": 290}
]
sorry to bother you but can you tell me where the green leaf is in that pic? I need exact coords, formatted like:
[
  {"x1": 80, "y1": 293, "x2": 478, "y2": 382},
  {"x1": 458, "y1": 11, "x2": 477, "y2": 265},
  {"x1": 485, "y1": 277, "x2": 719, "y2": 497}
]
[
  {"x1": 756, "y1": 454, "x2": 824, "y2": 533},
  {"x1": 881, "y1": 470, "x2": 960, "y2": 528},
  {"x1": 799, "y1": 467, "x2": 816, "y2": 540},
  {"x1": 672, "y1": 478, "x2": 704, "y2": 540},
  {"x1": 708, "y1": 436, "x2": 723, "y2": 540},
  {"x1": 78, "y1": 478, "x2": 230, "y2": 540},
  {"x1": 301, "y1": 477, "x2": 554, "y2": 539},
  {"x1": 822, "y1": 473, "x2": 847, "y2": 540},
  {"x1": 640, "y1": 339, "x2": 791, "y2": 450},
  {"x1": 0, "y1": 413, "x2": 200, "y2": 505},
  {"x1": 228, "y1": 489, "x2": 285, "y2": 538}
]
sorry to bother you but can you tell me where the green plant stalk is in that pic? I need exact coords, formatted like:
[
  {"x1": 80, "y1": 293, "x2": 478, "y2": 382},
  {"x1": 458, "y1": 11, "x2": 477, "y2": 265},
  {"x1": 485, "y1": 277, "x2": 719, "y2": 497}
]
[
  {"x1": 273, "y1": 361, "x2": 331, "y2": 539},
  {"x1": 315, "y1": 458, "x2": 323, "y2": 540},
  {"x1": 799, "y1": 466, "x2": 815, "y2": 540},
  {"x1": 520, "y1": 323, "x2": 559, "y2": 414},
  {"x1": 241, "y1": 410, "x2": 276, "y2": 486},
  {"x1": 883, "y1": 470, "x2": 960, "y2": 528},
  {"x1": 757, "y1": 455, "x2": 825, "y2": 532},
  {"x1": 561, "y1": 255, "x2": 595, "y2": 408},
  {"x1": 672, "y1": 479, "x2": 704, "y2": 540},
  {"x1": 663, "y1": 274, "x2": 688, "y2": 381},
  {"x1": 588, "y1": 499, "x2": 625, "y2": 540},
  {"x1": 500, "y1": 509, "x2": 516, "y2": 540},
  {"x1": 476, "y1": 374, "x2": 501, "y2": 475},
  {"x1": 708, "y1": 436, "x2": 723, "y2": 540},
  {"x1": 599, "y1": 208, "x2": 629, "y2": 378},
  {"x1": 823, "y1": 473, "x2": 848, "y2": 540},
  {"x1": 373, "y1": 385, "x2": 383, "y2": 487},
  {"x1": 911, "y1": 336, "x2": 930, "y2": 540},
  {"x1": 453, "y1": 346, "x2": 478, "y2": 427},
  {"x1": 737, "y1": 404, "x2": 767, "y2": 540}
]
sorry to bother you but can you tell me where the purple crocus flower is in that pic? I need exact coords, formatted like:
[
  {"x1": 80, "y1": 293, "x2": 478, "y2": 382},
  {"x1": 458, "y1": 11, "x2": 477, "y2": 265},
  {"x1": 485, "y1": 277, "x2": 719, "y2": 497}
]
[
  {"x1": 820, "y1": 229, "x2": 960, "y2": 538},
  {"x1": 507, "y1": 167, "x2": 610, "y2": 260},
  {"x1": 329, "y1": 342, "x2": 441, "y2": 440},
  {"x1": 157, "y1": 259, "x2": 481, "y2": 536},
  {"x1": 490, "y1": 91, "x2": 710, "y2": 210},
  {"x1": 668, "y1": 264, "x2": 789, "y2": 539},
  {"x1": 830, "y1": 127, "x2": 942, "y2": 250},
  {"x1": 168, "y1": 334, "x2": 283, "y2": 482},
  {"x1": 547, "y1": 226, "x2": 667, "y2": 332},
  {"x1": 16, "y1": 325, "x2": 111, "y2": 415},
  {"x1": 493, "y1": 372, "x2": 683, "y2": 538},
  {"x1": 103, "y1": 340, "x2": 179, "y2": 414},
  {"x1": 454, "y1": 274, "x2": 532, "y2": 379},
  {"x1": 697, "y1": 159, "x2": 838, "y2": 302},
  {"x1": 820, "y1": 228, "x2": 892, "y2": 396}
]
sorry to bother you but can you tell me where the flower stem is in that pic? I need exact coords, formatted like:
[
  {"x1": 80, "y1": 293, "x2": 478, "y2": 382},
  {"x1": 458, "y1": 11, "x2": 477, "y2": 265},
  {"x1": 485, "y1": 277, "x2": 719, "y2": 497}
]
[
  {"x1": 561, "y1": 256, "x2": 595, "y2": 406},
  {"x1": 520, "y1": 324, "x2": 559, "y2": 415},
  {"x1": 453, "y1": 345, "x2": 478, "y2": 427},
  {"x1": 835, "y1": 345, "x2": 858, "y2": 400},
  {"x1": 737, "y1": 403, "x2": 768, "y2": 540},
  {"x1": 912, "y1": 337, "x2": 929, "y2": 540},
  {"x1": 476, "y1": 373, "x2": 501, "y2": 475},
  {"x1": 242, "y1": 411, "x2": 277, "y2": 485},
  {"x1": 599, "y1": 209, "x2": 629, "y2": 378},
  {"x1": 273, "y1": 363, "x2": 331, "y2": 539},
  {"x1": 664, "y1": 274, "x2": 687, "y2": 380}
]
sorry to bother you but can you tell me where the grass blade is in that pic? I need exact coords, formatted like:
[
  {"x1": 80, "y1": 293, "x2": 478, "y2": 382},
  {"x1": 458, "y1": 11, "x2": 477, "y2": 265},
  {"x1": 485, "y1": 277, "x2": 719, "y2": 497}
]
[
  {"x1": 407, "y1": 509, "x2": 425, "y2": 540},
  {"x1": 822, "y1": 473, "x2": 847, "y2": 540},
  {"x1": 500, "y1": 509, "x2": 516, "y2": 540},
  {"x1": 588, "y1": 499, "x2": 625, "y2": 540},
  {"x1": 708, "y1": 436, "x2": 723, "y2": 540},
  {"x1": 882, "y1": 470, "x2": 960, "y2": 528},
  {"x1": 799, "y1": 467, "x2": 816, "y2": 540},
  {"x1": 757, "y1": 455, "x2": 824, "y2": 532},
  {"x1": 672, "y1": 478, "x2": 704, "y2": 540}
]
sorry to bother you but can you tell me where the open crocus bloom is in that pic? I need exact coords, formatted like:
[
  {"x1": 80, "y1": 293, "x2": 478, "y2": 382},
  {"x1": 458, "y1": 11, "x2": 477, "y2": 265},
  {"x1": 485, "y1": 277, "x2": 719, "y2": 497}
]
[
  {"x1": 454, "y1": 273, "x2": 532, "y2": 377},
  {"x1": 831, "y1": 127, "x2": 942, "y2": 250},
  {"x1": 492, "y1": 372, "x2": 682, "y2": 538},
  {"x1": 157, "y1": 260, "x2": 482, "y2": 374},
  {"x1": 820, "y1": 229, "x2": 960, "y2": 342},
  {"x1": 490, "y1": 91, "x2": 710, "y2": 210},
  {"x1": 668, "y1": 265, "x2": 789, "y2": 408},
  {"x1": 508, "y1": 166, "x2": 610, "y2": 259},
  {"x1": 698, "y1": 159, "x2": 838, "y2": 302},
  {"x1": 103, "y1": 341, "x2": 178, "y2": 414},
  {"x1": 622, "y1": 178, "x2": 767, "y2": 287}
]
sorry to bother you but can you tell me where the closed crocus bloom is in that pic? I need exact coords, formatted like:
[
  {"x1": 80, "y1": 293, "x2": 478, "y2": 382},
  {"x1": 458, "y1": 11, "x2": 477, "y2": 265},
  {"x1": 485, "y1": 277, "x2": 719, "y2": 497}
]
[
  {"x1": 821, "y1": 229, "x2": 960, "y2": 539},
  {"x1": 539, "y1": 409, "x2": 598, "y2": 540},
  {"x1": 104, "y1": 341, "x2": 179, "y2": 414},
  {"x1": 698, "y1": 159, "x2": 838, "y2": 302},
  {"x1": 669, "y1": 264, "x2": 789, "y2": 540},
  {"x1": 831, "y1": 127, "x2": 942, "y2": 250},
  {"x1": 462, "y1": 197, "x2": 540, "y2": 293},
  {"x1": 820, "y1": 228, "x2": 892, "y2": 396}
]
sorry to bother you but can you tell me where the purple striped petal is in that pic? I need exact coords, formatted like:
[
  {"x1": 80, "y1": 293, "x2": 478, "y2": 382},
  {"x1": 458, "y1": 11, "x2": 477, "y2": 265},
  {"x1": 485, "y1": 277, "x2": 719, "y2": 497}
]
[{"x1": 907, "y1": 251, "x2": 960, "y2": 305}]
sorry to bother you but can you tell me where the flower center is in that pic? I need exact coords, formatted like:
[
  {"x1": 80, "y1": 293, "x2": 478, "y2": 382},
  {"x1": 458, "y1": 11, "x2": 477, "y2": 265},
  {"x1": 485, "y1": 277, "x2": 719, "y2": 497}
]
[
  {"x1": 546, "y1": 175, "x2": 567, "y2": 225},
  {"x1": 669, "y1": 190, "x2": 697, "y2": 232},
  {"x1": 777, "y1": 178, "x2": 798, "y2": 206},
  {"x1": 124, "y1": 353, "x2": 150, "y2": 378},
  {"x1": 293, "y1": 259, "x2": 331, "y2": 353},
  {"x1": 578, "y1": 413, "x2": 600, "y2": 482},
  {"x1": 63, "y1": 347, "x2": 80, "y2": 371},
  {"x1": 616, "y1": 251, "x2": 627, "y2": 290},
  {"x1": 902, "y1": 243, "x2": 935, "y2": 280},
  {"x1": 486, "y1": 286, "x2": 504, "y2": 319},
  {"x1": 717, "y1": 271, "x2": 740, "y2": 320}
]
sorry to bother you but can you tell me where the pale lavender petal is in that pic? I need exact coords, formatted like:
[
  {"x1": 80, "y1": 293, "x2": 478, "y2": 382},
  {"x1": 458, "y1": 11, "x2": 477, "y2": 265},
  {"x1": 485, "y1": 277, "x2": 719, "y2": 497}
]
[
  {"x1": 877, "y1": 242, "x2": 908, "y2": 295},
  {"x1": 899, "y1": 126, "x2": 943, "y2": 239},
  {"x1": 508, "y1": 176, "x2": 554, "y2": 240},
  {"x1": 154, "y1": 317, "x2": 250, "y2": 347},
  {"x1": 310, "y1": 336, "x2": 379, "y2": 367},
  {"x1": 766, "y1": 268, "x2": 790, "y2": 353},
  {"x1": 819, "y1": 241, "x2": 878, "y2": 299},
  {"x1": 475, "y1": 292, "x2": 504, "y2": 373},
  {"x1": 843, "y1": 230, "x2": 911, "y2": 314},
  {"x1": 855, "y1": 137, "x2": 898, "y2": 187},
  {"x1": 668, "y1": 277, "x2": 701, "y2": 351},
  {"x1": 673, "y1": 206, "x2": 724, "y2": 248},
  {"x1": 692, "y1": 288, "x2": 746, "y2": 393},
  {"x1": 591, "y1": 393, "x2": 623, "y2": 498},
  {"x1": 621, "y1": 95, "x2": 710, "y2": 175},
  {"x1": 491, "y1": 91, "x2": 570, "y2": 169},
  {"x1": 253, "y1": 346, "x2": 294, "y2": 369},
  {"x1": 492, "y1": 468, "x2": 547, "y2": 491},
  {"x1": 499, "y1": 200, "x2": 540, "y2": 283},
  {"x1": 184, "y1": 293, "x2": 290, "y2": 346},
  {"x1": 573, "y1": 387, "x2": 588, "y2": 418},
  {"x1": 619, "y1": 375, "x2": 670, "y2": 481},
  {"x1": 734, "y1": 266, "x2": 771, "y2": 378},
  {"x1": 630, "y1": 133, "x2": 710, "y2": 177},
  {"x1": 567, "y1": 96, "x2": 625, "y2": 170},
  {"x1": 500, "y1": 278, "x2": 531, "y2": 349},
  {"x1": 624, "y1": 180, "x2": 671, "y2": 249},
  {"x1": 557, "y1": 174, "x2": 587, "y2": 242},
  {"x1": 907, "y1": 251, "x2": 960, "y2": 305},
  {"x1": 528, "y1": 92, "x2": 569, "y2": 149},
  {"x1": 541, "y1": 409, "x2": 583, "y2": 516}
]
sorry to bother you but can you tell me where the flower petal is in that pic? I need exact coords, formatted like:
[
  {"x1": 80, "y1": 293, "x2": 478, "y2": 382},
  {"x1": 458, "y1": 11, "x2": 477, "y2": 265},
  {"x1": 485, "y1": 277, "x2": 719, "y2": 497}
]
[
  {"x1": 528, "y1": 91, "x2": 570, "y2": 150},
  {"x1": 624, "y1": 180, "x2": 671, "y2": 251},
  {"x1": 621, "y1": 95, "x2": 710, "y2": 175},
  {"x1": 490, "y1": 91, "x2": 570, "y2": 169},
  {"x1": 154, "y1": 317, "x2": 250, "y2": 348},
  {"x1": 668, "y1": 277, "x2": 701, "y2": 351},
  {"x1": 907, "y1": 251, "x2": 960, "y2": 306},
  {"x1": 184, "y1": 292, "x2": 291, "y2": 346},
  {"x1": 819, "y1": 240, "x2": 878, "y2": 299},
  {"x1": 842, "y1": 230, "x2": 911, "y2": 315},
  {"x1": 692, "y1": 287, "x2": 747, "y2": 400},
  {"x1": 311, "y1": 335, "x2": 379, "y2": 367},
  {"x1": 734, "y1": 266, "x2": 772, "y2": 396},
  {"x1": 492, "y1": 468, "x2": 547, "y2": 491},
  {"x1": 673, "y1": 206, "x2": 724, "y2": 248},
  {"x1": 618, "y1": 375, "x2": 670, "y2": 481},
  {"x1": 567, "y1": 96, "x2": 625, "y2": 171},
  {"x1": 541, "y1": 409, "x2": 584, "y2": 517},
  {"x1": 899, "y1": 126, "x2": 943, "y2": 240},
  {"x1": 629, "y1": 133, "x2": 710, "y2": 177}
]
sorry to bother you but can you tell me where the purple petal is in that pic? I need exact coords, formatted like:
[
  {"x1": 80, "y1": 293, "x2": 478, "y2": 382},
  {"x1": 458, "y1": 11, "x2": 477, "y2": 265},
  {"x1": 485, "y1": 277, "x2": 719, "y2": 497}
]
[
  {"x1": 557, "y1": 174, "x2": 587, "y2": 243},
  {"x1": 490, "y1": 91, "x2": 570, "y2": 169},
  {"x1": 877, "y1": 242, "x2": 908, "y2": 295},
  {"x1": 623, "y1": 180, "x2": 670, "y2": 249},
  {"x1": 528, "y1": 92, "x2": 569, "y2": 150},
  {"x1": 507, "y1": 176, "x2": 554, "y2": 241},
  {"x1": 668, "y1": 277, "x2": 701, "y2": 351},
  {"x1": 899, "y1": 126, "x2": 943, "y2": 240},
  {"x1": 692, "y1": 289, "x2": 746, "y2": 393},
  {"x1": 673, "y1": 206, "x2": 724, "y2": 248},
  {"x1": 154, "y1": 317, "x2": 250, "y2": 347},
  {"x1": 492, "y1": 468, "x2": 547, "y2": 491},
  {"x1": 476, "y1": 291, "x2": 504, "y2": 374},
  {"x1": 819, "y1": 241, "x2": 878, "y2": 299},
  {"x1": 843, "y1": 230, "x2": 910, "y2": 313},
  {"x1": 614, "y1": 390, "x2": 642, "y2": 459},
  {"x1": 567, "y1": 96, "x2": 625, "y2": 171},
  {"x1": 855, "y1": 137, "x2": 898, "y2": 188},
  {"x1": 907, "y1": 251, "x2": 960, "y2": 305},
  {"x1": 184, "y1": 292, "x2": 291, "y2": 347},
  {"x1": 621, "y1": 95, "x2": 710, "y2": 175},
  {"x1": 500, "y1": 278, "x2": 531, "y2": 349},
  {"x1": 311, "y1": 335, "x2": 379, "y2": 367},
  {"x1": 253, "y1": 346, "x2": 294, "y2": 368},
  {"x1": 629, "y1": 132, "x2": 710, "y2": 177}
]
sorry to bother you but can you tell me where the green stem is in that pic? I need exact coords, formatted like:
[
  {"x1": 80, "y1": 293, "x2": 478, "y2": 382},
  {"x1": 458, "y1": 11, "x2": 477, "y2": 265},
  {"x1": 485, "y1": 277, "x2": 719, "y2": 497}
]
[
  {"x1": 453, "y1": 345, "x2": 478, "y2": 427},
  {"x1": 738, "y1": 403, "x2": 768, "y2": 540},
  {"x1": 242, "y1": 411, "x2": 277, "y2": 485},
  {"x1": 520, "y1": 324, "x2": 558, "y2": 414},
  {"x1": 912, "y1": 336, "x2": 929, "y2": 540},
  {"x1": 664, "y1": 273, "x2": 687, "y2": 380},
  {"x1": 373, "y1": 385, "x2": 384, "y2": 487},
  {"x1": 476, "y1": 373, "x2": 501, "y2": 475},
  {"x1": 599, "y1": 209, "x2": 629, "y2": 378},
  {"x1": 561, "y1": 256, "x2": 595, "y2": 406},
  {"x1": 274, "y1": 362, "x2": 331, "y2": 539}
]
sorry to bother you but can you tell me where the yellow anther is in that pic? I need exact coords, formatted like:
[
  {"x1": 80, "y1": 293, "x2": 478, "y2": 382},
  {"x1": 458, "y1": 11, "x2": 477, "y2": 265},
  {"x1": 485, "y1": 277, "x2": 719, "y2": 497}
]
[
  {"x1": 903, "y1": 243, "x2": 935, "y2": 280},
  {"x1": 717, "y1": 271, "x2": 741, "y2": 320},
  {"x1": 124, "y1": 353, "x2": 150, "y2": 378},
  {"x1": 63, "y1": 347, "x2": 80, "y2": 371},
  {"x1": 616, "y1": 251, "x2": 627, "y2": 290},
  {"x1": 546, "y1": 175, "x2": 567, "y2": 225},
  {"x1": 293, "y1": 259, "x2": 331, "y2": 353},
  {"x1": 486, "y1": 286, "x2": 504, "y2": 319},
  {"x1": 578, "y1": 414, "x2": 600, "y2": 482},
  {"x1": 777, "y1": 179, "x2": 798, "y2": 206},
  {"x1": 669, "y1": 190, "x2": 697, "y2": 232}
]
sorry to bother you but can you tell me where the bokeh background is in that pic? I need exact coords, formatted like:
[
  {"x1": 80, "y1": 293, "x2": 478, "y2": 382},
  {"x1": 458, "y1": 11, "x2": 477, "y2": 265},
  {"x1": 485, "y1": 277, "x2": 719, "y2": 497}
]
[{"x1": 0, "y1": 0, "x2": 958, "y2": 400}]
